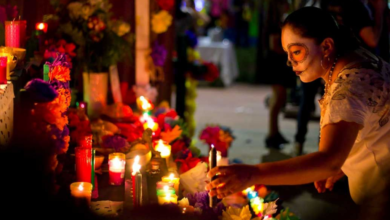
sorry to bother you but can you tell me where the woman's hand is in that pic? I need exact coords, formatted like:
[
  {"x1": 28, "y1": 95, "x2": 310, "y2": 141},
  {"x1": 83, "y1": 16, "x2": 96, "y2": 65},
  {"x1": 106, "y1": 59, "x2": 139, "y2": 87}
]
[
  {"x1": 205, "y1": 164, "x2": 259, "y2": 199},
  {"x1": 314, "y1": 170, "x2": 345, "y2": 193}
]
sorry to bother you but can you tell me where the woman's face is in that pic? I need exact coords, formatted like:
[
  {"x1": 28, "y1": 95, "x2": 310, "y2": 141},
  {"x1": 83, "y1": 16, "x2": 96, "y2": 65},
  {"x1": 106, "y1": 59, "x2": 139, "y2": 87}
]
[{"x1": 281, "y1": 25, "x2": 325, "y2": 83}]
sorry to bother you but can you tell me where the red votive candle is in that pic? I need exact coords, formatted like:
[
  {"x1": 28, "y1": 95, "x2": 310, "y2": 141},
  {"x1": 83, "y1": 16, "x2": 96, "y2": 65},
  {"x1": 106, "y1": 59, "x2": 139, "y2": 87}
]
[
  {"x1": 79, "y1": 134, "x2": 93, "y2": 148},
  {"x1": 108, "y1": 153, "x2": 126, "y2": 185},
  {"x1": 75, "y1": 147, "x2": 92, "y2": 183},
  {"x1": 0, "y1": 56, "x2": 7, "y2": 84}
]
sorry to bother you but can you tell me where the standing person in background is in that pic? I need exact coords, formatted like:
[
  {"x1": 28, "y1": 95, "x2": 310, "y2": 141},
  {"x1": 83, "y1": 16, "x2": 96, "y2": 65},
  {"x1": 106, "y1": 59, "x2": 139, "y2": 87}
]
[{"x1": 263, "y1": 0, "x2": 297, "y2": 149}]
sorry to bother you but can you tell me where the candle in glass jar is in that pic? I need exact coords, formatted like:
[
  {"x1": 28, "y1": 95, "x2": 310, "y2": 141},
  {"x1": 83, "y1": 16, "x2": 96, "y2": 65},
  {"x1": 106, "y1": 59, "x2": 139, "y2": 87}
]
[
  {"x1": 156, "y1": 185, "x2": 175, "y2": 196},
  {"x1": 5, "y1": 20, "x2": 26, "y2": 48},
  {"x1": 156, "y1": 181, "x2": 174, "y2": 190},
  {"x1": 108, "y1": 153, "x2": 126, "y2": 185},
  {"x1": 0, "y1": 56, "x2": 7, "y2": 84},
  {"x1": 162, "y1": 173, "x2": 180, "y2": 193},
  {"x1": 70, "y1": 182, "x2": 93, "y2": 207},
  {"x1": 158, "y1": 193, "x2": 178, "y2": 205},
  {"x1": 75, "y1": 147, "x2": 92, "y2": 183},
  {"x1": 143, "y1": 117, "x2": 159, "y2": 132}
]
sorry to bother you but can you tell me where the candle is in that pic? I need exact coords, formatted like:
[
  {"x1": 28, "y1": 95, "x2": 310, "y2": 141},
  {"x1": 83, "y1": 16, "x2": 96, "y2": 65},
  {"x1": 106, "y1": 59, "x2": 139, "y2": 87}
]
[
  {"x1": 36, "y1": 22, "x2": 48, "y2": 33},
  {"x1": 162, "y1": 173, "x2": 180, "y2": 193},
  {"x1": 209, "y1": 144, "x2": 217, "y2": 207},
  {"x1": 137, "y1": 96, "x2": 153, "y2": 112},
  {"x1": 75, "y1": 147, "x2": 92, "y2": 183},
  {"x1": 156, "y1": 181, "x2": 174, "y2": 189},
  {"x1": 132, "y1": 155, "x2": 142, "y2": 207},
  {"x1": 157, "y1": 193, "x2": 178, "y2": 205},
  {"x1": 156, "y1": 185, "x2": 175, "y2": 196},
  {"x1": 43, "y1": 64, "x2": 49, "y2": 81},
  {"x1": 0, "y1": 47, "x2": 13, "y2": 80},
  {"x1": 0, "y1": 56, "x2": 7, "y2": 84},
  {"x1": 154, "y1": 140, "x2": 171, "y2": 166},
  {"x1": 108, "y1": 153, "x2": 126, "y2": 185},
  {"x1": 5, "y1": 20, "x2": 26, "y2": 48},
  {"x1": 143, "y1": 117, "x2": 159, "y2": 132},
  {"x1": 79, "y1": 134, "x2": 93, "y2": 148},
  {"x1": 70, "y1": 182, "x2": 93, "y2": 207}
]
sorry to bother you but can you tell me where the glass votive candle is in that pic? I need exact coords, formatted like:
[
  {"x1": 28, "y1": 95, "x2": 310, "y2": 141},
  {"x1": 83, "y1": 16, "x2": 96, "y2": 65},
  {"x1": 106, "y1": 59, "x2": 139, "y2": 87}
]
[
  {"x1": 157, "y1": 193, "x2": 178, "y2": 205},
  {"x1": 0, "y1": 56, "x2": 7, "y2": 84},
  {"x1": 156, "y1": 181, "x2": 174, "y2": 189},
  {"x1": 162, "y1": 173, "x2": 180, "y2": 193},
  {"x1": 70, "y1": 182, "x2": 93, "y2": 207},
  {"x1": 108, "y1": 153, "x2": 126, "y2": 185},
  {"x1": 156, "y1": 186, "x2": 176, "y2": 196},
  {"x1": 75, "y1": 147, "x2": 92, "y2": 183}
]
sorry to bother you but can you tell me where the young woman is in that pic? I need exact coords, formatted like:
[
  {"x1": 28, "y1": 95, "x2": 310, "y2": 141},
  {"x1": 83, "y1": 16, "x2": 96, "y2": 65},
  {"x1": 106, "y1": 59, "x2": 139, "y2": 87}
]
[{"x1": 206, "y1": 7, "x2": 390, "y2": 219}]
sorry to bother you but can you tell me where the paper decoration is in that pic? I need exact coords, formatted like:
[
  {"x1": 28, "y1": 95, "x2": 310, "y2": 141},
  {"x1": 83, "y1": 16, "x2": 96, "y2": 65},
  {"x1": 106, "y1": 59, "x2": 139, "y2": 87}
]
[{"x1": 179, "y1": 162, "x2": 208, "y2": 194}]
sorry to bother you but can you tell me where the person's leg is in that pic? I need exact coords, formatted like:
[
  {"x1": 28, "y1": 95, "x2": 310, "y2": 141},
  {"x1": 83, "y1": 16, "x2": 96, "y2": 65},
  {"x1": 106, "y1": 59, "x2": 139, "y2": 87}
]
[
  {"x1": 293, "y1": 79, "x2": 321, "y2": 155},
  {"x1": 266, "y1": 84, "x2": 289, "y2": 149}
]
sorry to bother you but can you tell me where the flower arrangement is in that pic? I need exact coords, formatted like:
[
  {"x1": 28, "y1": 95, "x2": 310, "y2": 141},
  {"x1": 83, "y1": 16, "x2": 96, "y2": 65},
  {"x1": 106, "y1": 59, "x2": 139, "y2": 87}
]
[
  {"x1": 49, "y1": 0, "x2": 132, "y2": 72},
  {"x1": 44, "y1": 39, "x2": 76, "y2": 65},
  {"x1": 25, "y1": 53, "x2": 72, "y2": 155},
  {"x1": 199, "y1": 125, "x2": 235, "y2": 157}
]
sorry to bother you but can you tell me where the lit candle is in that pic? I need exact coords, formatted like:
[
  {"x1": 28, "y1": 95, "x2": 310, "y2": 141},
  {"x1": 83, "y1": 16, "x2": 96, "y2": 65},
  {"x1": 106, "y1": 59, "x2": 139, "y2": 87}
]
[
  {"x1": 70, "y1": 182, "x2": 93, "y2": 207},
  {"x1": 5, "y1": 20, "x2": 26, "y2": 48},
  {"x1": 156, "y1": 181, "x2": 174, "y2": 189},
  {"x1": 35, "y1": 22, "x2": 48, "y2": 33},
  {"x1": 0, "y1": 47, "x2": 13, "y2": 81},
  {"x1": 209, "y1": 144, "x2": 217, "y2": 207},
  {"x1": 143, "y1": 117, "x2": 159, "y2": 132},
  {"x1": 162, "y1": 173, "x2": 180, "y2": 193},
  {"x1": 132, "y1": 155, "x2": 142, "y2": 207},
  {"x1": 157, "y1": 193, "x2": 178, "y2": 205},
  {"x1": 137, "y1": 96, "x2": 153, "y2": 112},
  {"x1": 156, "y1": 185, "x2": 175, "y2": 196},
  {"x1": 75, "y1": 147, "x2": 92, "y2": 183},
  {"x1": 0, "y1": 56, "x2": 7, "y2": 84},
  {"x1": 108, "y1": 153, "x2": 126, "y2": 185},
  {"x1": 154, "y1": 139, "x2": 171, "y2": 166}
]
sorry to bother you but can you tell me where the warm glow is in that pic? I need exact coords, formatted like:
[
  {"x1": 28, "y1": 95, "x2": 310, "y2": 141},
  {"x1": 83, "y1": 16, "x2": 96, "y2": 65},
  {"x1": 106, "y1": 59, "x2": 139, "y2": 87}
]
[
  {"x1": 78, "y1": 183, "x2": 84, "y2": 191},
  {"x1": 169, "y1": 173, "x2": 174, "y2": 180},
  {"x1": 132, "y1": 156, "x2": 141, "y2": 175},
  {"x1": 38, "y1": 23, "x2": 44, "y2": 30},
  {"x1": 217, "y1": 151, "x2": 221, "y2": 162},
  {"x1": 35, "y1": 22, "x2": 48, "y2": 33},
  {"x1": 140, "y1": 96, "x2": 152, "y2": 110},
  {"x1": 139, "y1": 112, "x2": 149, "y2": 123},
  {"x1": 211, "y1": 144, "x2": 214, "y2": 149},
  {"x1": 143, "y1": 117, "x2": 159, "y2": 132},
  {"x1": 163, "y1": 185, "x2": 169, "y2": 191},
  {"x1": 111, "y1": 157, "x2": 122, "y2": 169},
  {"x1": 155, "y1": 140, "x2": 171, "y2": 158}
]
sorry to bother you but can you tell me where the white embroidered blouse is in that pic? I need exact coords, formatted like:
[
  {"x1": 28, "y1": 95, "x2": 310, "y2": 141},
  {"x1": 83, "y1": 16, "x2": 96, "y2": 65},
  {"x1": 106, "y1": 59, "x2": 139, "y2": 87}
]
[{"x1": 319, "y1": 48, "x2": 390, "y2": 204}]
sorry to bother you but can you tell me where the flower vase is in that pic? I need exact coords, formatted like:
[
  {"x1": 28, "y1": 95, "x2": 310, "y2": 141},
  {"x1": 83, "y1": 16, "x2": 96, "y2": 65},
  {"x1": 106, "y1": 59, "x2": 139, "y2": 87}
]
[{"x1": 83, "y1": 72, "x2": 108, "y2": 119}]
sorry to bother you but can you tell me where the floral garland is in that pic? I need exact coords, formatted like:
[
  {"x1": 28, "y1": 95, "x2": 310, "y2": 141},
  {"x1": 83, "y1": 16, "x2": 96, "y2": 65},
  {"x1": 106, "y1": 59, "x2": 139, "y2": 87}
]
[
  {"x1": 25, "y1": 53, "x2": 72, "y2": 155},
  {"x1": 199, "y1": 125, "x2": 235, "y2": 157}
]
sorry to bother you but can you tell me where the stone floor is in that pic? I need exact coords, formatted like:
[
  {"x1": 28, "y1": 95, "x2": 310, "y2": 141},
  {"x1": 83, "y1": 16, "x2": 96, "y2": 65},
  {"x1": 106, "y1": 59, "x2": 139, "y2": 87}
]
[{"x1": 189, "y1": 83, "x2": 358, "y2": 220}]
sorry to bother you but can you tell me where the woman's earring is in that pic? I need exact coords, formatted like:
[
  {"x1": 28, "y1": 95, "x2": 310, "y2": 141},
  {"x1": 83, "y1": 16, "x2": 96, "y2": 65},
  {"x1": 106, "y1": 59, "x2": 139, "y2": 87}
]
[{"x1": 286, "y1": 60, "x2": 292, "y2": 67}]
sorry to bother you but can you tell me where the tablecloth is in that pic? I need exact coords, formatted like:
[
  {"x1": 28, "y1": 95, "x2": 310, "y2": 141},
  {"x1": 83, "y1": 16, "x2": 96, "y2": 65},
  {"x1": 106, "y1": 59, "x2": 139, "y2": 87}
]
[
  {"x1": 197, "y1": 37, "x2": 239, "y2": 86},
  {"x1": 0, "y1": 81, "x2": 14, "y2": 146}
]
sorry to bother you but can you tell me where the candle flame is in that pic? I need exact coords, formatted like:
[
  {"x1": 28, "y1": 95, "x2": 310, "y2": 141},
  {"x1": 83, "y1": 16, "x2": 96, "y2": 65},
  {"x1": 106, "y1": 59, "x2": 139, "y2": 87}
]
[
  {"x1": 38, "y1": 23, "x2": 45, "y2": 30},
  {"x1": 78, "y1": 183, "x2": 84, "y2": 191},
  {"x1": 163, "y1": 185, "x2": 169, "y2": 191},
  {"x1": 211, "y1": 144, "x2": 214, "y2": 149},
  {"x1": 132, "y1": 156, "x2": 141, "y2": 175},
  {"x1": 111, "y1": 157, "x2": 122, "y2": 168},
  {"x1": 169, "y1": 173, "x2": 174, "y2": 180},
  {"x1": 140, "y1": 96, "x2": 151, "y2": 110}
]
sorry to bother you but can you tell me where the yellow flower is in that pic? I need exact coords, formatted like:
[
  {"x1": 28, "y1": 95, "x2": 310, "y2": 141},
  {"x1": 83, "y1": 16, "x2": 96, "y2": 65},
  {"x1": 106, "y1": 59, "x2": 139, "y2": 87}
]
[
  {"x1": 222, "y1": 206, "x2": 256, "y2": 220},
  {"x1": 151, "y1": 10, "x2": 172, "y2": 34},
  {"x1": 112, "y1": 21, "x2": 131, "y2": 37}
]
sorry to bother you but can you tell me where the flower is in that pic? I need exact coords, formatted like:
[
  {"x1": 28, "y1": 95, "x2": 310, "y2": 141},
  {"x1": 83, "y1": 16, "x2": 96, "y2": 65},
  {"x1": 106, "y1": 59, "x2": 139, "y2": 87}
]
[
  {"x1": 222, "y1": 206, "x2": 253, "y2": 220},
  {"x1": 24, "y1": 79, "x2": 58, "y2": 103},
  {"x1": 156, "y1": 0, "x2": 175, "y2": 11},
  {"x1": 151, "y1": 42, "x2": 167, "y2": 67},
  {"x1": 88, "y1": 16, "x2": 106, "y2": 32},
  {"x1": 203, "y1": 61, "x2": 220, "y2": 82},
  {"x1": 67, "y1": 2, "x2": 83, "y2": 20},
  {"x1": 175, "y1": 151, "x2": 201, "y2": 174},
  {"x1": 51, "y1": 88, "x2": 71, "y2": 113},
  {"x1": 111, "y1": 20, "x2": 131, "y2": 37},
  {"x1": 151, "y1": 10, "x2": 172, "y2": 34},
  {"x1": 102, "y1": 135, "x2": 128, "y2": 152},
  {"x1": 49, "y1": 65, "x2": 71, "y2": 82},
  {"x1": 161, "y1": 125, "x2": 182, "y2": 144}
]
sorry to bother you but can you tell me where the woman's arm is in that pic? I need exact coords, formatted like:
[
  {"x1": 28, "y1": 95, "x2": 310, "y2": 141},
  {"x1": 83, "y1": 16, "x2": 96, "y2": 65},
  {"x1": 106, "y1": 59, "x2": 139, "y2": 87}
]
[{"x1": 206, "y1": 121, "x2": 361, "y2": 198}]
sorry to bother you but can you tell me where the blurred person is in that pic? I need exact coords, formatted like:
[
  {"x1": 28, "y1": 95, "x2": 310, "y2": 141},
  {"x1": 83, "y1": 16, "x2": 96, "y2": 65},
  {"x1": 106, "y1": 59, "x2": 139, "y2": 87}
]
[{"x1": 263, "y1": 0, "x2": 297, "y2": 149}]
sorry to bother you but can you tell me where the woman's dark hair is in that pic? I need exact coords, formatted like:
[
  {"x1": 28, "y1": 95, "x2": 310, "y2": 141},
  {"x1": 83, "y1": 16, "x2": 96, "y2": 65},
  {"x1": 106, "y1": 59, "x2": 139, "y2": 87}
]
[{"x1": 282, "y1": 7, "x2": 359, "y2": 54}]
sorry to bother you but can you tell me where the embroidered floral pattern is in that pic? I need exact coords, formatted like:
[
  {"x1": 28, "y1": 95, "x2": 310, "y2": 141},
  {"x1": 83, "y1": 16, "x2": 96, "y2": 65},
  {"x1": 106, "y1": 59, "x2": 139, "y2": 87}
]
[{"x1": 320, "y1": 49, "x2": 390, "y2": 129}]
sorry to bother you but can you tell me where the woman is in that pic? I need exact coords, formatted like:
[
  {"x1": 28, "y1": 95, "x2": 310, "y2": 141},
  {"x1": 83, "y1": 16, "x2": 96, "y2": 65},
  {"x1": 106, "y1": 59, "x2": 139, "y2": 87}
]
[{"x1": 206, "y1": 7, "x2": 390, "y2": 218}]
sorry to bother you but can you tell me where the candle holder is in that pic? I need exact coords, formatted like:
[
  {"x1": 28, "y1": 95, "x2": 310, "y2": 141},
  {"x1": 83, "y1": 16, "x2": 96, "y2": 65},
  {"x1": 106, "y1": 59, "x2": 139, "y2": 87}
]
[
  {"x1": 154, "y1": 140, "x2": 171, "y2": 168},
  {"x1": 70, "y1": 182, "x2": 93, "y2": 208},
  {"x1": 157, "y1": 194, "x2": 178, "y2": 205},
  {"x1": 108, "y1": 153, "x2": 126, "y2": 185},
  {"x1": 162, "y1": 173, "x2": 180, "y2": 194},
  {"x1": 0, "y1": 56, "x2": 7, "y2": 84},
  {"x1": 75, "y1": 147, "x2": 92, "y2": 183}
]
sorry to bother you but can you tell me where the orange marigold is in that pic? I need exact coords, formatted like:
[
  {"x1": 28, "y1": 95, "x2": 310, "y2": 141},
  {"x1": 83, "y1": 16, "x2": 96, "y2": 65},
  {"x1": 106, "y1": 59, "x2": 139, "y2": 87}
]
[{"x1": 49, "y1": 66, "x2": 70, "y2": 82}]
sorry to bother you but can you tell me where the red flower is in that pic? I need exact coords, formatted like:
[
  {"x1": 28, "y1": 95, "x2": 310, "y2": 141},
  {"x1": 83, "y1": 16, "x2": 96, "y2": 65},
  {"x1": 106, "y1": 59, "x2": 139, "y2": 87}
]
[
  {"x1": 175, "y1": 152, "x2": 201, "y2": 174},
  {"x1": 156, "y1": 0, "x2": 174, "y2": 11},
  {"x1": 203, "y1": 62, "x2": 220, "y2": 82},
  {"x1": 49, "y1": 66, "x2": 70, "y2": 82},
  {"x1": 171, "y1": 139, "x2": 186, "y2": 155}
]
